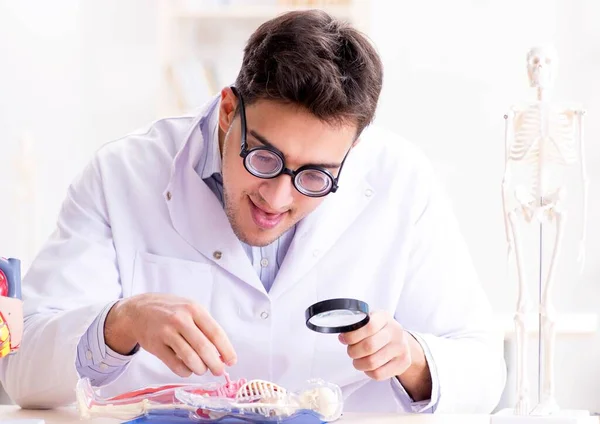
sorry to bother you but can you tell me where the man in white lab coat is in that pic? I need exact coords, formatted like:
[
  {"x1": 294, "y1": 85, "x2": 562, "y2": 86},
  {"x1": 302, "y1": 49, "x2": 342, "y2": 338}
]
[{"x1": 0, "y1": 10, "x2": 506, "y2": 414}]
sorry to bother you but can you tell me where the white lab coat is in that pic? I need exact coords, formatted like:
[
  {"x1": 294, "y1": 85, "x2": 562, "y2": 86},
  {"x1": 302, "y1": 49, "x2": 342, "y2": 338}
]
[{"x1": 0, "y1": 98, "x2": 506, "y2": 413}]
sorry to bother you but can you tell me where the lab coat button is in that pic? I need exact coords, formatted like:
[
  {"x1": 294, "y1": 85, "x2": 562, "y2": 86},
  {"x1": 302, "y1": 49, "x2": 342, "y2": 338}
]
[
  {"x1": 260, "y1": 311, "x2": 269, "y2": 319},
  {"x1": 364, "y1": 189, "x2": 373, "y2": 197},
  {"x1": 260, "y1": 258, "x2": 269, "y2": 267},
  {"x1": 86, "y1": 350, "x2": 93, "y2": 360},
  {"x1": 99, "y1": 362, "x2": 108, "y2": 370},
  {"x1": 213, "y1": 251, "x2": 222, "y2": 260},
  {"x1": 166, "y1": 191, "x2": 172, "y2": 200}
]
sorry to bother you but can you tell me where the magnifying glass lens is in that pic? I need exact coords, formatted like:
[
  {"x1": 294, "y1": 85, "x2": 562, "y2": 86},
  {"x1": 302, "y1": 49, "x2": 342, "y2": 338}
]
[
  {"x1": 305, "y1": 299, "x2": 370, "y2": 334},
  {"x1": 308, "y1": 309, "x2": 367, "y2": 327}
]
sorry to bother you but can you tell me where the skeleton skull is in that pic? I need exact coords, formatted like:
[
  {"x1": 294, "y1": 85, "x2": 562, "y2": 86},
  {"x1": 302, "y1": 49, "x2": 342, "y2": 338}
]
[{"x1": 526, "y1": 45, "x2": 558, "y2": 89}]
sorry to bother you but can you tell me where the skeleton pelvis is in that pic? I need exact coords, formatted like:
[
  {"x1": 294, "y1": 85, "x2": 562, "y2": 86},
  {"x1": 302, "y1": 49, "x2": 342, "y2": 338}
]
[{"x1": 513, "y1": 185, "x2": 565, "y2": 223}]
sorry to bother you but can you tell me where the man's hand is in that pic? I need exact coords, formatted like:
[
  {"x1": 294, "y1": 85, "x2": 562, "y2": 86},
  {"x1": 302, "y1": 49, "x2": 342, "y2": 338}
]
[
  {"x1": 339, "y1": 310, "x2": 432, "y2": 401},
  {"x1": 104, "y1": 293, "x2": 237, "y2": 378}
]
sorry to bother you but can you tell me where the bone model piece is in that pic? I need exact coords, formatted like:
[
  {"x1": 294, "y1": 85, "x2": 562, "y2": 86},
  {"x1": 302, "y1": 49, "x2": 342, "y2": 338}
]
[
  {"x1": 501, "y1": 45, "x2": 588, "y2": 416},
  {"x1": 77, "y1": 372, "x2": 342, "y2": 422},
  {"x1": 200, "y1": 377, "x2": 341, "y2": 420},
  {"x1": 234, "y1": 379, "x2": 288, "y2": 416},
  {"x1": 76, "y1": 372, "x2": 247, "y2": 421}
]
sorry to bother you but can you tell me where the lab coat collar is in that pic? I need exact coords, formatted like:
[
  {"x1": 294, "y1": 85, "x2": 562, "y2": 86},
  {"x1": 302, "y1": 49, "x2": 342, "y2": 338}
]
[
  {"x1": 269, "y1": 164, "x2": 375, "y2": 300},
  {"x1": 164, "y1": 96, "x2": 266, "y2": 296},
  {"x1": 200, "y1": 98, "x2": 222, "y2": 180},
  {"x1": 164, "y1": 95, "x2": 375, "y2": 300}
]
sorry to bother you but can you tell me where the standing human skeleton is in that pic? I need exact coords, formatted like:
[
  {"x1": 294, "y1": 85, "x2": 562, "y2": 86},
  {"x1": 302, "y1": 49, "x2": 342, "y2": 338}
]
[{"x1": 501, "y1": 45, "x2": 588, "y2": 416}]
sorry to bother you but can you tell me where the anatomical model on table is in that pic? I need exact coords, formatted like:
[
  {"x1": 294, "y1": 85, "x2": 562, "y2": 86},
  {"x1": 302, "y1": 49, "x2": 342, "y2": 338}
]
[
  {"x1": 0, "y1": 257, "x2": 23, "y2": 358},
  {"x1": 76, "y1": 372, "x2": 343, "y2": 423},
  {"x1": 501, "y1": 46, "x2": 588, "y2": 416}
]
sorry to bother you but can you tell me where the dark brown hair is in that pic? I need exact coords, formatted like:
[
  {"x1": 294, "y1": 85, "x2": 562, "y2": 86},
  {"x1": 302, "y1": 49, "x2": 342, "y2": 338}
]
[{"x1": 235, "y1": 9, "x2": 383, "y2": 136}]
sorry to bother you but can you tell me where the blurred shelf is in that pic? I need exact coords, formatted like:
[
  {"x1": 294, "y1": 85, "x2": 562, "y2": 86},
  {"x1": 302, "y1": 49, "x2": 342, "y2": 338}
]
[
  {"x1": 171, "y1": 4, "x2": 355, "y2": 20},
  {"x1": 494, "y1": 313, "x2": 598, "y2": 338},
  {"x1": 157, "y1": 0, "x2": 370, "y2": 116}
]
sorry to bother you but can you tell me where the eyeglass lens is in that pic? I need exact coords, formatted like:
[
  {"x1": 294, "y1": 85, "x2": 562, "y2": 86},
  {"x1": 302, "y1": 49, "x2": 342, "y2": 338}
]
[{"x1": 245, "y1": 149, "x2": 333, "y2": 196}]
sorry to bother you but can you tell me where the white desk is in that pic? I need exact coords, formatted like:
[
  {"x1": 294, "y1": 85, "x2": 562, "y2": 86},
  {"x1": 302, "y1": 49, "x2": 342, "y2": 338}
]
[
  {"x1": 0, "y1": 405, "x2": 509, "y2": 424},
  {"x1": 1, "y1": 318, "x2": 596, "y2": 422},
  {"x1": 1, "y1": 405, "x2": 599, "y2": 424}
]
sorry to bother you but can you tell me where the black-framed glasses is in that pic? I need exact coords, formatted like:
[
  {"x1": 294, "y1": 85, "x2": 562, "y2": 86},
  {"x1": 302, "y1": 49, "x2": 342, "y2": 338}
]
[{"x1": 231, "y1": 86, "x2": 349, "y2": 198}]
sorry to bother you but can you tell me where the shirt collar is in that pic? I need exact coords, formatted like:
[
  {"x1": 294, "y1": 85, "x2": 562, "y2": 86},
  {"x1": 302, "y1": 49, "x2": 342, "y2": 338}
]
[{"x1": 199, "y1": 98, "x2": 223, "y2": 180}]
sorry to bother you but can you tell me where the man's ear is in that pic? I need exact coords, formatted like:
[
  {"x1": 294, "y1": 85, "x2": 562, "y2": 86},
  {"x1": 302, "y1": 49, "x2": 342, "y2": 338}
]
[{"x1": 218, "y1": 87, "x2": 238, "y2": 133}]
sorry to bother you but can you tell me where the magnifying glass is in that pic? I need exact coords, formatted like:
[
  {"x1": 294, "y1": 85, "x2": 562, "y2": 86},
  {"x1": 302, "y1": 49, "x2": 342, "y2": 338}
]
[{"x1": 305, "y1": 298, "x2": 370, "y2": 334}]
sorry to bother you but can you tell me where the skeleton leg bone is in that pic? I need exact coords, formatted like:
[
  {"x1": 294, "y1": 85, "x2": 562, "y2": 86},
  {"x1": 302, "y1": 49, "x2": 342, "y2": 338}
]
[
  {"x1": 514, "y1": 186, "x2": 536, "y2": 223},
  {"x1": 531, "y1": 207, "x2": 566, "y2": 416},
  {"x1": 508, "y1": 208, "x2": 532, "y2": 415}
]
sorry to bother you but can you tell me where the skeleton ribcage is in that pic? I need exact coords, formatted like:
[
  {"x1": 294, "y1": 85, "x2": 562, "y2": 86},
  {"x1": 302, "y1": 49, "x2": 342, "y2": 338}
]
[
  {"x1": 235, "y1": 379, "x2": 287, "y2": 416},
  {"x1": 508, "y1": 106, "x2": 577, "y2": 199}
]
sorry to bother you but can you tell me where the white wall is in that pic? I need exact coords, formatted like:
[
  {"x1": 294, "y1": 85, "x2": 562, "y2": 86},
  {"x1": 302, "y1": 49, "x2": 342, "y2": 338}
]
[
  {"x1": 0, "y1": 0, "x2": 160, "y2": 271},
  {"x1": 1, "y1": 0, "x2": 599, "y2": 412},
  {"x1": 369, "y1": 0, "x2": 600, "y2": 413},
  {"x1": 0, "y1": 0, "x2": 161, "y2": 403},
  {"x1": 0, "y1": 1, "x2": 83, "y2": 268}
]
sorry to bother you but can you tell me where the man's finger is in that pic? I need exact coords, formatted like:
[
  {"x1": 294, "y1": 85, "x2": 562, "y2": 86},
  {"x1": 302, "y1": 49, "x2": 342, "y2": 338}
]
[
  {"x1": 154, "y1": 344, "x2": 193, "y2": 378},
  {"x1": 190, "y1": 305, "x2": 237, "y2": 366},
  {"x1": 181, "y1": 321, "x2": 226, "y2": 376},
  {"x1": 340, "y1": 311, "x2": 387, "y2": 345},
  {"x1": 365, "y1": 357, "x2": 403, "y2": 382},
  {"x1": 352, "y1": 342, "x2": 396, "y2": 372},
  {"x1": 167, "y1": 332, "x2": 209, "y2": 376},
  {"x1": 346, "y1": 325, "x2": 391, "y2": 359}
]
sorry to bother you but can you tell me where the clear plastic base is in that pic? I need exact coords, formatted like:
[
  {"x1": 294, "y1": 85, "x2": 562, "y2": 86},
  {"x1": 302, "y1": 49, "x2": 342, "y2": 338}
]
[
  {"x1": 121, "y1": 409, "x2": 328, "y2": 424},
  {"x1": 76, "y1": 374, "x2": 343, "y2": 423}
]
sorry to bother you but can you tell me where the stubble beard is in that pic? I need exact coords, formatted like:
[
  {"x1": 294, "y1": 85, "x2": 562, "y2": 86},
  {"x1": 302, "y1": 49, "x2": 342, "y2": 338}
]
[
  {"x1": 223, "y1": 187, "x2": 274, "y2": 247},
  {"x1": 223, "y1": 187, "x2": 302, "y2": 248}
]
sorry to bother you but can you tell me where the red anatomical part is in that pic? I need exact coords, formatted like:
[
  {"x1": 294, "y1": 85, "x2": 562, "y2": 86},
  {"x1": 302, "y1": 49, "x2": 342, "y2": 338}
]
[{"x1": 0, "y1": 271, "x2": 7, "y2": 297}]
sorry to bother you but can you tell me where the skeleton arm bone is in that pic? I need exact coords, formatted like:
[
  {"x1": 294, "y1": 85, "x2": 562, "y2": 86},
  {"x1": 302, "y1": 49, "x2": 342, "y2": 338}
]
[
  {"x1": 576, "y1": 109, "x2": 588, "y2": 273},
  {"x1": 501, "y1": 111, "x2": 515, "y2": 260}
]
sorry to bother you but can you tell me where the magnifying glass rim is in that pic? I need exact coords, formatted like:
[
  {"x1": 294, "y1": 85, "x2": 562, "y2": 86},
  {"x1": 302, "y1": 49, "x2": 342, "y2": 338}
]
[{"x1": 305, "y1": 298, "x2": 370, "y2": 334}]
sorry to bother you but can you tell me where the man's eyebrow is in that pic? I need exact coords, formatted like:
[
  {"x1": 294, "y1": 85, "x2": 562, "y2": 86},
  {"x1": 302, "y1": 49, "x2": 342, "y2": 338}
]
[
  {"x1": 249, "y1": 129, "x2": 278, "y2": 150},
  {"x1": 248, "y1": 129, "x2": 342, "y2": 169}
]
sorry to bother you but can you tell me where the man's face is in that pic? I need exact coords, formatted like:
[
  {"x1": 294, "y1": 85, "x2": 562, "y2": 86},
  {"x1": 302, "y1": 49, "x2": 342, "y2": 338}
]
[{"x1": 218, "y1": 88, "x2": 357, "y2": 247}]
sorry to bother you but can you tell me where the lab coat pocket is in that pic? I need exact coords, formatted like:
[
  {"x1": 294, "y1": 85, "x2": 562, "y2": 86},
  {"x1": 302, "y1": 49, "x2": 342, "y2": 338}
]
[{"x1": 131, "y1": 251, "x2": 215, "y2": 310}]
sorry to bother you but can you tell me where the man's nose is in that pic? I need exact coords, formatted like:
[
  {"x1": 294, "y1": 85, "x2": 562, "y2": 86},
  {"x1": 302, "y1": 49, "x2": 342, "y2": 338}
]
[{"x1": 260, "y1": 175, "x2": 294, "y2": 211}]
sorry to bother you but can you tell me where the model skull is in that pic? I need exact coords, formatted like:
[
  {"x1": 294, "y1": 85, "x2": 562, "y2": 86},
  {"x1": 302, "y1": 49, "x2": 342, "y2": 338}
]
[{"x1": 526, "y1": 46, "x2": 558, "y2": 89}]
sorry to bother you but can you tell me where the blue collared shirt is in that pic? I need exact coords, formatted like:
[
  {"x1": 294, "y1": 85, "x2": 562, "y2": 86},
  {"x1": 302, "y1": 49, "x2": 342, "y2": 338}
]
[{"x1": 75, "y1": 100, "x2": 296, "y2": 385}]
